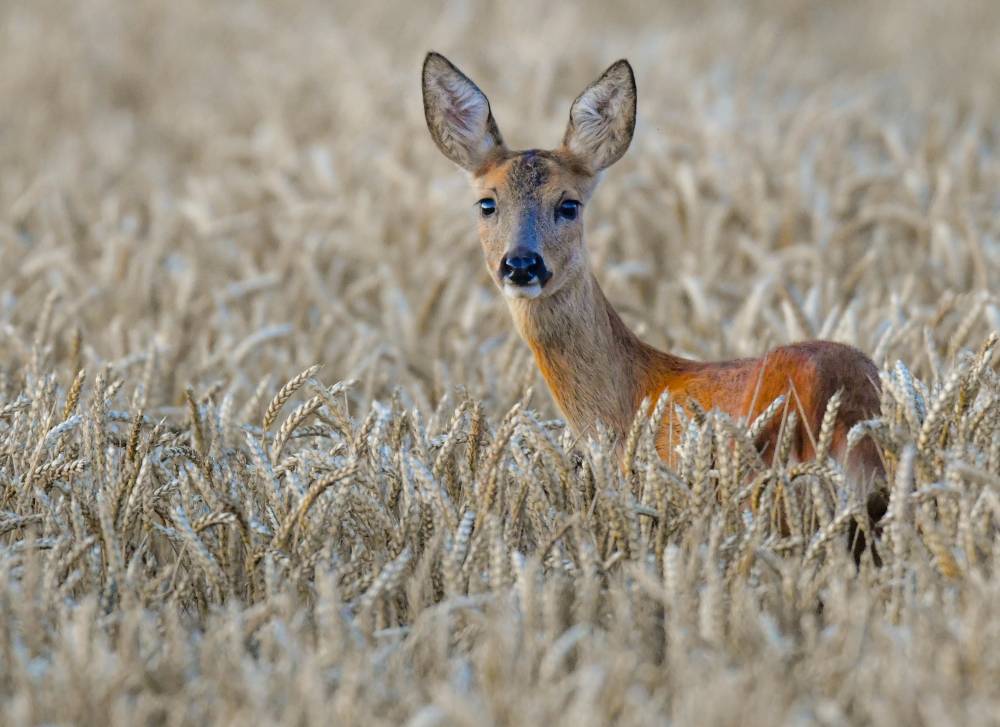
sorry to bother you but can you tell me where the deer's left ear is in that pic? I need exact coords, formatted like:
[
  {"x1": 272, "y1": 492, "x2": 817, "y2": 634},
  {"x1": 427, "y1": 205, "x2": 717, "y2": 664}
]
[{"x1": 562, "y1": 60, "x2": 637, "y2": 173}]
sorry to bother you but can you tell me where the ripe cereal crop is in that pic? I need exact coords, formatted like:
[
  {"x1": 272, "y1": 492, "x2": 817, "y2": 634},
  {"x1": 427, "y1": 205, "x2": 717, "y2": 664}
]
[{"x1": 0, "y1": 1, "x2": 998, "y2": 724}]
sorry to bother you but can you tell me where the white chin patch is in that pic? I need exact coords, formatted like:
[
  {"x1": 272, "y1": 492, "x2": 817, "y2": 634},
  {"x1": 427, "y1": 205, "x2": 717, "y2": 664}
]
[{"x1": 502, "y1": 281, "x2": 542, "y2": 300}]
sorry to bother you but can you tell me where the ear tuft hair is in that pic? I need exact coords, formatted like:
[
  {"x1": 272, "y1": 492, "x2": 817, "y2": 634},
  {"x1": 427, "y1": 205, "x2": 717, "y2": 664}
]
[
  {"x1": 562, "y1": 60, "x2": 637, "y2": 173},
  {"x1": 422, "y1": 52, "x2": 505, "y2": 171}
]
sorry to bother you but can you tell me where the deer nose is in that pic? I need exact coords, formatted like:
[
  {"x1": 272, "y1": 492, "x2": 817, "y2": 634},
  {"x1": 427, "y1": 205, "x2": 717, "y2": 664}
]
[{"x1": 500, "y1": 252, "x2": 549, "y2": 286}]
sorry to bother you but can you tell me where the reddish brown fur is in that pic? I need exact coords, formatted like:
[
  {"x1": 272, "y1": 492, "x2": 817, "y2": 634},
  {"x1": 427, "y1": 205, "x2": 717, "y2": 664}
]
[
  {"x1": 643, "y1": 340, "x2": 883, "y2": 479},
  {"x1": 514, "y1": 272, "x2": 884, "y2": 485}
]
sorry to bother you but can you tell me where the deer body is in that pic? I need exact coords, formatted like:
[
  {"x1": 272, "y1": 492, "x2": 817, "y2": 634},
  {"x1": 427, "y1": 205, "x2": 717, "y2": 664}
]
[
  {"x1": 510, "y1": 265, "x2": 881, "y2": 476},
  {"x1": 421, "y1": 52, "x2": 884, "y2": 488}
]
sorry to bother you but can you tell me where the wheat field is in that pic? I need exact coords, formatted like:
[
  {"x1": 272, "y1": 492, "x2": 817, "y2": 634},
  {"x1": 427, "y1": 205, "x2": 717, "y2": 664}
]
[{"x1": 1, "y1": 1, "x2": 999, "y2": 724}]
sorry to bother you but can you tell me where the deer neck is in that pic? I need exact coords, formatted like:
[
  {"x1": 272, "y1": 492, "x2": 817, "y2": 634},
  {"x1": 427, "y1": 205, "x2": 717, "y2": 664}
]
[{"x1": 506, "y1": 272, "x2": 679, "y2": 443}]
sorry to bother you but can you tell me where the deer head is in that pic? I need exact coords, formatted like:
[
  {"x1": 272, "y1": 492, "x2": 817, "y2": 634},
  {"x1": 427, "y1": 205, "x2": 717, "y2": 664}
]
[{"x1": 422, "y1": 52, "x2": 636, "y2": 302}]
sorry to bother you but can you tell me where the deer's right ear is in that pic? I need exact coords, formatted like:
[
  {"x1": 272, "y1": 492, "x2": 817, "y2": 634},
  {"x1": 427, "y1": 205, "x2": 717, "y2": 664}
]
[{"x1": 422, "y1": 52, "x2": 505, "y2": 172}]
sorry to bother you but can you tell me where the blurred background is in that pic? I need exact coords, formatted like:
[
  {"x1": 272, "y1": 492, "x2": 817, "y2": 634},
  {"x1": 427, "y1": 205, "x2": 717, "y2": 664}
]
[{"x1": 1, "y1": 0, "x2": 997, "y2": 418}]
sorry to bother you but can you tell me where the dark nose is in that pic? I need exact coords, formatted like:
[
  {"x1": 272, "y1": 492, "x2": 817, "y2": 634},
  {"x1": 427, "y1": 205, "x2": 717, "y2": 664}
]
[{"x1": 500, "y1": 252, "x2": 548, "y2": 285}]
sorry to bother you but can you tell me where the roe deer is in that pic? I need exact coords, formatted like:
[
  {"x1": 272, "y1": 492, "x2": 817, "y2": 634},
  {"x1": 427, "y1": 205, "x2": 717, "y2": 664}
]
[{"x1": 421, "y1": 52, "x2": 886, "y2": 538}]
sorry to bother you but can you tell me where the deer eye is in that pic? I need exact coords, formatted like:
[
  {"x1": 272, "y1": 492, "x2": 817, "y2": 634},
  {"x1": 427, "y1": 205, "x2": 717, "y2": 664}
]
[
  {"x1": 557, "y1": 199, "x2": 581, "y2": 221},
  {"x1": 478, "y1": 198, "x2": 497, "y2": 217}
]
